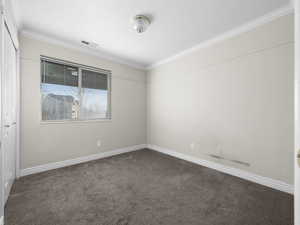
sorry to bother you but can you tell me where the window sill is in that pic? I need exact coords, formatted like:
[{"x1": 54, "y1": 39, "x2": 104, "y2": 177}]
[{"x1": 40, "y1": 119, "x2": 112, "y2": 125}]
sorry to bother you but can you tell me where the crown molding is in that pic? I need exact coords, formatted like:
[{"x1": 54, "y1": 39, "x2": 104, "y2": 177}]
[
  {"x1": 19, "y1": 3, "x2": 294, "y2": 72},
  {"x1": 20, "y1": 29, "x2": 147, "y2": 71},
  {"x1": 146, "y1": 4, "x2": 294, "y2": 70}
]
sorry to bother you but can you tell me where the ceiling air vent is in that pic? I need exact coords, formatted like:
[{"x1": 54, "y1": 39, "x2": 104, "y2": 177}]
[{"x1": 81, "y1": 40, "x2": 99, "y2": 49}]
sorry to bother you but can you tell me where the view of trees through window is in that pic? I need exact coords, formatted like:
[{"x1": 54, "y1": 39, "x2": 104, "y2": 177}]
[{"x1": 41, "y1": 58, "x2": 110, "y2": 121}]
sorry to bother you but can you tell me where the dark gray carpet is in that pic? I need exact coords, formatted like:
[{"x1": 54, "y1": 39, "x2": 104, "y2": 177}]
[{"x1": 5, "y1": 149, "x2": 293, "y2": 225}]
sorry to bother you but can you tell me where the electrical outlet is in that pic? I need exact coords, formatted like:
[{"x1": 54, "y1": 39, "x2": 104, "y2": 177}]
[{"x1": 97, "y1": 140, "x2": 101, "y2": 147}]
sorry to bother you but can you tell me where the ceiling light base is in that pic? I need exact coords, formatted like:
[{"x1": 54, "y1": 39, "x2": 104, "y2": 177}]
[{"x1": 133, "y1": 15, "x2": 151, "y2": 34}]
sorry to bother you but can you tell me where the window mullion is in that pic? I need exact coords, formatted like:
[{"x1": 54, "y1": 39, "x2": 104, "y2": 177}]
[
  {"x1": 78, "y1": 68, "x2": 82, "y2": 120},
  {"x1": 108, "y1": 74, "x2": 111, "y2": 119}
]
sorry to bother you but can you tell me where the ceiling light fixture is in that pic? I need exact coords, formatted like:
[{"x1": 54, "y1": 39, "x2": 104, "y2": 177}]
[{"x1": 132, "y1": 15, "x2": 151, "y2": 34}]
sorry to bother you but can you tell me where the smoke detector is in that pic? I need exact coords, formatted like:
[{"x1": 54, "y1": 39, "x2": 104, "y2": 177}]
[{"x1": 132, "y1": 15, "x2": 151, "y2": 33}]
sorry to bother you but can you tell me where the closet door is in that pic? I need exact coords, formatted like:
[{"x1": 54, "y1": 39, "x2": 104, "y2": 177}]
[{"x1": 2, "y1": 24, "x2": 17, "y2": 204}]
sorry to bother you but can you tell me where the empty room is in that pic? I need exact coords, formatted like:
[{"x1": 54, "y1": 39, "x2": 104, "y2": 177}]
[{"x1": 1, "y1": 0, "x2": 300, "y2": 224}]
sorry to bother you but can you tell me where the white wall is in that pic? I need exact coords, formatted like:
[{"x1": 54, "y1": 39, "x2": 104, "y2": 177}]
[
  {"x1": 20, "y1": 13, "x2": 294, "y2": 186},
  {"x1": 20, "y1": 35, "x2": 147, "y2": 169},
  {"x1": 147, "y1": 14, "x2": 294, "y2": 184}
]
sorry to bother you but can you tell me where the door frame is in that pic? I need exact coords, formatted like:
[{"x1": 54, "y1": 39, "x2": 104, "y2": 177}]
[
  {"x1": 0, "y1": 0, "x2": 19, "y2": 222},
  {"x1": 295, "y1": 0, "x2": 299, "y2": 225}
]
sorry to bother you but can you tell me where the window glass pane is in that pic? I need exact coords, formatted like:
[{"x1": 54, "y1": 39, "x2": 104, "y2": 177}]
[
  {"x1": 41, "y1": 60, "x2": 78, "y2": 87},
  {"x1": 41, "y1": 61, "x2": 79, "y2": 120},
  {"x1": 80, "y1": 70, "x2": 109, "y2": 119},
  {"x1": 40, "y1": 59, "x2": 110, "y2": 121},
  {"x1": 82, "y1": 70, "x2": 108, "y2": 90}
]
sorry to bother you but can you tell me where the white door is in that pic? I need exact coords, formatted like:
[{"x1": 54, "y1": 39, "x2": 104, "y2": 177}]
[
  {"x1": 2, "y1": 24, "x2": 17, "y2": 204},
  {"x1": 296, "y1": 1, "x2": 300, "y2": 224}
]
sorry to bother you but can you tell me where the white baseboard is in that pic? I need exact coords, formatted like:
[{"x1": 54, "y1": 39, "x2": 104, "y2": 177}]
[
  {"x1": 20, "y1": 144, "x2": 147, "y2": 177},
  {"x1": 148, "y1": 144, "x2": 294, "y2": 194},
  {"x1": 19, "y1": 143, "x2": 294, "y2": 194}
]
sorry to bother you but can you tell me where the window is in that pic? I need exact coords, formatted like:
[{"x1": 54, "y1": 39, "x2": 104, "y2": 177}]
[{"x1": 40, "y1": 56, "x2": 111, "y2": 121}]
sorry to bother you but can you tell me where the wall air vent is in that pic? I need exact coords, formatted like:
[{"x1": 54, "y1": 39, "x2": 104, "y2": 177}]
[{"x1": 206, "y1": 153, "x2": 250, "y2": 167}]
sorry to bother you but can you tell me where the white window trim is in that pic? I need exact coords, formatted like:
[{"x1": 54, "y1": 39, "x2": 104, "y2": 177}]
[
  {"x1": 40, "y1": 119, "x2": 113, "y2": 125},
  {"x1": 40, "y1": 56, "x2": 112, "y2": 123}
]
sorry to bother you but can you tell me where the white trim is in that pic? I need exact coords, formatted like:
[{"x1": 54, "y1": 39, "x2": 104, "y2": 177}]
[
  {"x1": 294, "y1": 0, "x2": 300, "y2": 224},
  {"x1": 0, "y1": 5, "x2": 4, "y2": 220},
  {"x1": 147, "y1": 4, "x2": 294, "y2": 70},
  {"x1": 19, "y1": 143, "x2": 294, "y2": 194},
  {"x1": 0, "y1": 216, "x2": 3, "y2": 225},
  {"x1": 20, "y1": 144, "x2": 147, "y2": 177},
  {"x1": 1, "y1": 0, "x2": 19, "y2": 49},
  {"x1": 19, "y1": 5, "x2": 294, "y2": 71},
  {"x1": 40, "y1": 118, "x2": 113, "y2": 125},
  {"x1": 15, "y1": 49, "x2": 20, "y2": 178},
  {"x1": 20, "y1": 30, "x2": 146, "y2": 71},
  {"x1": 148, "y1": 144, "x2": 294, "y2": 194}
]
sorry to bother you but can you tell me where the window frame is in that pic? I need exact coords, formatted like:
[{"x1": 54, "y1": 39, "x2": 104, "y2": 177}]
[{"x1": 40, "y1": 55, "x2": 112, "y2": 123}]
